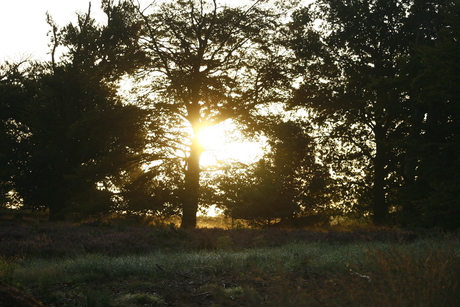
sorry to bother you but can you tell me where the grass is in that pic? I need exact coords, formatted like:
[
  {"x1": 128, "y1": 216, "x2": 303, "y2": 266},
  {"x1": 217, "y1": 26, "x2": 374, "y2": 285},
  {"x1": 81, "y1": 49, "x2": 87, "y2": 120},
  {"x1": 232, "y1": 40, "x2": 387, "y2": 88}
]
[
  {"x1": 0, "y1": 218, "x2": 459, "y2": 306},
  {"x1": 354, "y1": 242, "x2": 460, "y2": 306},
  {"x1": 13, "y1": 242, "x2": 366, "y2": 283},
  {"x1": 5, "y1": 240, "x2": 460, "y2": 306}
]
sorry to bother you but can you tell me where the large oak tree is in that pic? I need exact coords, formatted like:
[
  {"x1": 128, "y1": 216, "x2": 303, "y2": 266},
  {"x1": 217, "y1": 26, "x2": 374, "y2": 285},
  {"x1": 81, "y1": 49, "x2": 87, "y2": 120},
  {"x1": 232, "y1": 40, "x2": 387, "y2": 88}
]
[{"x1": 131, "y1": 0, "x2": 292, "y2": 228}]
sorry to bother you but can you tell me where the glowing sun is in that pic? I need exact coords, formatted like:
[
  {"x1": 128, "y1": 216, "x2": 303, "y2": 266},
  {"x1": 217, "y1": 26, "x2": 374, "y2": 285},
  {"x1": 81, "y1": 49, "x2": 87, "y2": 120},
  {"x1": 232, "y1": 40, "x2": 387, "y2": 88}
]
[{"x1": 197, "y1": 120, "x2": 265, "y2": 166}]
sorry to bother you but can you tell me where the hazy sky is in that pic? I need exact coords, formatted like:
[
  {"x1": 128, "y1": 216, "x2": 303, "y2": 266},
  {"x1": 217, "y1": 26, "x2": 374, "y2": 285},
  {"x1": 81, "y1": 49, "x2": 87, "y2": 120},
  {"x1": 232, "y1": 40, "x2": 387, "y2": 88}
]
[
  {"x1": 0, "y1": 0, "x2": 310, "y2": 63},
  {"x1": 0, "y1": 0, "x2": 107, "y2": 62}
]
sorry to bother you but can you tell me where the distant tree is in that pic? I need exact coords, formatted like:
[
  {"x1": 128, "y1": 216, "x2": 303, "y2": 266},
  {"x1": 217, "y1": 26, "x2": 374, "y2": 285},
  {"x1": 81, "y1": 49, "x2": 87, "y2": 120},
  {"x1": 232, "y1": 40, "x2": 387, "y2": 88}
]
[
  {"x1": 4, "y1": 1, "x2": 149, "y2": 220},
  {"x1": 130, "y1": 0, "x2": 293, "y2": 228},
  {"x1": 216, "y1": 120, "x2": 336, "y2": 227},
  {"x1": 117, "y1": 155, "x2": 184, "y2": 218}
]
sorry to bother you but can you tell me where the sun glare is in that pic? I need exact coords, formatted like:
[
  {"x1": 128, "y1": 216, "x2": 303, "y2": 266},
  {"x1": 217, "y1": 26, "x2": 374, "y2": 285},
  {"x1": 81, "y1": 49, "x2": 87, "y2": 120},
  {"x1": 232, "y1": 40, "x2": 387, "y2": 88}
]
[{"x1": 197, "y1": 121, "x2": 265, "y2": 166}]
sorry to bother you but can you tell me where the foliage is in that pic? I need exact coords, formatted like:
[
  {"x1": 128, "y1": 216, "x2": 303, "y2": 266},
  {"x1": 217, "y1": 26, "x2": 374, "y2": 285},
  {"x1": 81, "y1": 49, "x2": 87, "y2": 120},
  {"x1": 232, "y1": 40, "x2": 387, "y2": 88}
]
[
  {"x1": 289, "y1": 0, "x2": 416, "y2": 224},
  {"x1": 0, "y1": 2, "x2": 149, "y2": 220},
  {"x1": 216, "y1": 120, "x2": 337, "y2": 226},
  {"x1": 288, "y1": 0, "x2": 460, "y2": 228},
  {"x1": 128, "y1": 0, "x2": 295, "y2": 228},
  {"x1": 0, "y1": 62, "x2": 26, "y2": 209},
  {"x1": 395, "y1": 0, "x2": 460, "y2": 229}
]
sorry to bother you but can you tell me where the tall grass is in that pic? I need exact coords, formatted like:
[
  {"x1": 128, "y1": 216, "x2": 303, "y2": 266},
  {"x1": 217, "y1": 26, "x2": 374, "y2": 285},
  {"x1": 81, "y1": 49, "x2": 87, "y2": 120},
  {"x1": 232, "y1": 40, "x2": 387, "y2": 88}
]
[
  {"x1": 13, "y1": 242, "x2": 368, "y2": 284},
  {"x1": 347, "y1": 241, "x2": 460, "y2": 306},
  {"x1": 2, "y1": 223, "x2": 459, "y2": 306}
]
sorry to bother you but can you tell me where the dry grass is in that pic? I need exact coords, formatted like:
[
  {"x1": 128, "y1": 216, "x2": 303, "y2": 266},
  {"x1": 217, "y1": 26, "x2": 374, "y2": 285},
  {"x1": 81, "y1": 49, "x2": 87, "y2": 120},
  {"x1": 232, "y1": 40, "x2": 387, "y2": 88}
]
[
  {"x1": 2, "y1": 239, "x2": 458, "y2": 306},
  {"x1": 0, "y1": 216, "x2": 459, "y2": 306}
]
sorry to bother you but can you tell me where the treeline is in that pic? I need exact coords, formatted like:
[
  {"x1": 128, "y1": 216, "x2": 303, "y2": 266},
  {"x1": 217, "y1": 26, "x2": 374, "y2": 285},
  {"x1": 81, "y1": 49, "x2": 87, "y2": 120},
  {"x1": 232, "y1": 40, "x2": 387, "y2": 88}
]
[{"x1": 1, "y1": 0, "x2": 459, "y2": 229}]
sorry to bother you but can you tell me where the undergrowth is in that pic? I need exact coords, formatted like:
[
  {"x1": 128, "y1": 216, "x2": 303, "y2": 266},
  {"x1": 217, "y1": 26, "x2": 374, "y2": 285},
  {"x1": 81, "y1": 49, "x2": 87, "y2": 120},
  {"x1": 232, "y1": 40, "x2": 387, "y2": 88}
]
[
  {"x1": 0, "y1": 220, "x2": 459, "y2": 306},
  {"x1": 3, "y1": 239, "x2": 459, "y2": 306}
]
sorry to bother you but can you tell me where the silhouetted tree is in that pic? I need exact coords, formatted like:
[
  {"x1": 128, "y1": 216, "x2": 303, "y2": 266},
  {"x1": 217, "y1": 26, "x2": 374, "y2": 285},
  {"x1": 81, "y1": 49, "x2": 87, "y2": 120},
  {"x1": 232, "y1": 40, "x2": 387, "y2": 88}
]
[
  {"x1": 398, "y1": 0, "x2": 460, "y2": 229},
  {"x1": 130, "y1": 0, "x2": 293, "y2": 228},
  {"x1": 3, "y1": 2, "x2": 149, "y2": 220},
  {"x1": 289, "y1": 0, "x2": 423, "y2": 225},
  {"x1": 0, "y1": 61, "x2": 29, "y2": 208},
  {"x1": 216, "y1": 120, "x2": 336, "y2": 226}
]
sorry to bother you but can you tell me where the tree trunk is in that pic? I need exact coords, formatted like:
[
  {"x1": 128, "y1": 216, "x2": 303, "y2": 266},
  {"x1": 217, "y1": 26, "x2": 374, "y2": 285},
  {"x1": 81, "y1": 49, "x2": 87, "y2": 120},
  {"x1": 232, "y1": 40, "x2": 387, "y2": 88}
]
[
  {"x1": 403, "y1": 103, "x2": 425, "y2": 183},
  {"x1": 372, "y1": 127, "x2": 388, "y2": 225},
  {"x1": 180, "y1": 137, "x2": 202, "y2": 229}
]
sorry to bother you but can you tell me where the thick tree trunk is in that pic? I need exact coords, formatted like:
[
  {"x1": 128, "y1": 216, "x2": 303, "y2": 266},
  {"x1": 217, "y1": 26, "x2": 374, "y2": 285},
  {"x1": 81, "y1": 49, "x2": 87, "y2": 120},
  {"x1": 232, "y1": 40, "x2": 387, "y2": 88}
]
[
  {"x1": 180, "y1": 75, "x2": 204, "y2": 229},
  {"x1": 372, "y1": 155, "x2": 387, "y2": 225},
  {"x1": 180, "y1": 137, "x2": 202, "y2": 229},
  {"x1": 372, "y1": 127, "x2": 389, "y2": 225}
]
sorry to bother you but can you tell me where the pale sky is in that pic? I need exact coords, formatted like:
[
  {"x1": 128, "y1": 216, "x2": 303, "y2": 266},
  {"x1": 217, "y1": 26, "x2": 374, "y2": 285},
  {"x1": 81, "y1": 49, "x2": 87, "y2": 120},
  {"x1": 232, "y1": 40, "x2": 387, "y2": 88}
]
[
  {"x1": 0, "y1": 0, "x2": 107, "y2": 62},
  {"x1": 0, "y1": 0, "x2": 311, "y2": 63}
]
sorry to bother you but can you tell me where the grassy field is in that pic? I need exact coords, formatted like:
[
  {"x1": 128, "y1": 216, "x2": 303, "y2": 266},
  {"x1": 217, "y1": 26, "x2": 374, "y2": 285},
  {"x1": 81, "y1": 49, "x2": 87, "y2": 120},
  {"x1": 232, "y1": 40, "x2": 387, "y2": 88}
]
[{"x1": 0, "y1": 217, "x2": 459, "y2": 306}]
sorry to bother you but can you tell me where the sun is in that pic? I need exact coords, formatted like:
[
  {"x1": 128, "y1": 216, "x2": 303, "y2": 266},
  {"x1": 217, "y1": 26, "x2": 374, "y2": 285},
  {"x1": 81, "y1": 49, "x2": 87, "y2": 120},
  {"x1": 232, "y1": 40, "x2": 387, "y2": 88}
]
[{"x1": 197, "y1": 120, "x2": 265, "y2": 166}]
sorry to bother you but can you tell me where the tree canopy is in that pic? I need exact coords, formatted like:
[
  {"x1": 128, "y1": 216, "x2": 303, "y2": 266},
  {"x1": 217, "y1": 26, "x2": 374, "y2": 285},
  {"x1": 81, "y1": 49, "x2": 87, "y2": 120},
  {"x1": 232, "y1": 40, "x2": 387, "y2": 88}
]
[
  {"x1": 1, "y1": 2, "x2": 149, "y2": 220},
  {"x1": 128, "y1": 0, "x2": 294, "y2": 228},
  {"x1": 288, "y1": 0, "x2": 460, "y2": 228}
]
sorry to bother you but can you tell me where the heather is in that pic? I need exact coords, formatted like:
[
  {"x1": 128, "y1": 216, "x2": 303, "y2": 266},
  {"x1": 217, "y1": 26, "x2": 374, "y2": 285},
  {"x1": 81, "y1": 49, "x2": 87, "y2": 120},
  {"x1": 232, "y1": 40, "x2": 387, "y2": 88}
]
[
  {"x1": 1, "y1": 219, "x2": 459, "y2": 306},
  {"x1": 0, "y1": 220, "x2": 420, "y2": 259}
]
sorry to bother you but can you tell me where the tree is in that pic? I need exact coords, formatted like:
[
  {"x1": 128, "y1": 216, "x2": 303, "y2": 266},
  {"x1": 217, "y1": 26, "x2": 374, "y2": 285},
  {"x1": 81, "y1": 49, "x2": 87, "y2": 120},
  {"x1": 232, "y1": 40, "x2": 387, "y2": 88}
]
[
  {"x1": 398, "y1": 0, "x2": 460, "y2": 228},
  {"x1": 4, "y1": 1, "x2": 149, "y2": 220},
  {"x1": 215, "y1": 119, "x2": 336, "y2": 227},
  {"x1": 131, "y1": 0, "x2": 292, "y2": 228},
  {"x1": 0, "y1": 61, "x2": 30, "y2": 208},
  {"x1": 289, "y1": 0, "x2": 421, "y2": 225}
]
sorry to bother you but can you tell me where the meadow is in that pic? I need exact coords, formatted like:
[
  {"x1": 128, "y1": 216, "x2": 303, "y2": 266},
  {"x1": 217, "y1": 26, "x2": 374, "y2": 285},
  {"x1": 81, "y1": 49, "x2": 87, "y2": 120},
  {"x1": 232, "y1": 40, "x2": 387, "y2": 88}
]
[{"x1": 0, "y1": 215, "x2": 459, "y2": 306}]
